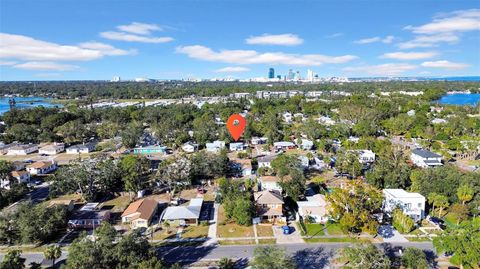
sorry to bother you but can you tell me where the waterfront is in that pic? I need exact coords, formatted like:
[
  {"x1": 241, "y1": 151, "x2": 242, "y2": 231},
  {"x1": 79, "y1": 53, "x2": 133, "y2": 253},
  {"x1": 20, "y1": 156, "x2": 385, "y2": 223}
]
[
  {"x1": 438, "y1": 93, "x2": 480, "y2": 106},
  {"x1": 0, "y1": 97, "x2": 61, "y2": 114}
]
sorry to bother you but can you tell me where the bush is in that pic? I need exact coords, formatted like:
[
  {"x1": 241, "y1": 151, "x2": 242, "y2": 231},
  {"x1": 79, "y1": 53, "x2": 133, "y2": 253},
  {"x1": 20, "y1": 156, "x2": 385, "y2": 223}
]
[
  {"x1": 392, "y1": 209, "x2": 415, "y2": 233},
  {"x1": 200, "y1": 220, "x2": 209, "y2": 226}
]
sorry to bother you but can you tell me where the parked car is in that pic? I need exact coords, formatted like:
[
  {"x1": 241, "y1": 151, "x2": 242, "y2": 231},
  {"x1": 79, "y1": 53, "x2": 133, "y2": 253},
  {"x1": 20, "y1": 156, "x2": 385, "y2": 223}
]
[{"x1": 428, "y1": 216, "x2": 446, "y2": 229}]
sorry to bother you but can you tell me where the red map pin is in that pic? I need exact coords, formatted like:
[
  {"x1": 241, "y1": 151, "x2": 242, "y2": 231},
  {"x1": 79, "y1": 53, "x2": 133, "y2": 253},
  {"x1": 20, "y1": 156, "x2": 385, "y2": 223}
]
[{"x1": 226, "y1": 114, "x2": 246, "y2": 141}]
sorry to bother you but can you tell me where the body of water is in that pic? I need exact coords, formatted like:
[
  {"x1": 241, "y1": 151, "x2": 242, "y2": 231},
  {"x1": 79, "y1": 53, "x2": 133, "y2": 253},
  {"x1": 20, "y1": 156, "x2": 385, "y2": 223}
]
[
  {"x1": 438, "y1": 93, "x2": 480, "y2": 106},
  {"x1": 0, "y1": 97, "x2": 61, "y2": 115}
]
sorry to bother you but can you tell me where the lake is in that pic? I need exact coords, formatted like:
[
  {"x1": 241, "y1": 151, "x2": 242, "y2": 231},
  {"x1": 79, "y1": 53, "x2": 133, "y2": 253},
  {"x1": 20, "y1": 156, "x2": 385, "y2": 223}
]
[
  {"x1": 438, "y1": 93, "x2": 480, "y2": 106},
  {"x1": 0, "y1": 97, "x2": 61, "y2": 115}
]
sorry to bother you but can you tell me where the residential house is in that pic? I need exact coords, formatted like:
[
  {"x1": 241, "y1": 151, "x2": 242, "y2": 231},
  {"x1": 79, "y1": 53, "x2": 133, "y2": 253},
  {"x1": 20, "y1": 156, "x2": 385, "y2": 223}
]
[
  {"x1": 254, "y1": 190, "x2": 284, "y2": 222},
  {"x1": 282, "y1": 112, "x2": 293, "y2": 123},
  {"x1": 161, "y1": 198, "x2": 203, "y2": 225},
  {"x1": 431, "y1": 118, "x2": 447, "y2": 124},
  {"x1": 293, "y1": 113, "x2": 306, "y2": 122},
  {"x1": 234, "y1": 159, "x2": 252, "y2": 177},
  {"x1": 347, "y1": 136, "x2": 360, "y2": 143},
  {"x1": 251, "y1": 137, "x2": 268, "y2": 145},
  {"x1": 121, "y1": 199, "x2": 158, "y2": 229},
  {"x1": 206, "y1": 140, "x2": 225, "y2": 153},
  {"x1": 12, "y1": 161, "x2": 26, "y2": 171},
  {"x1": 357, "y1": 150, "x2": 376, "y2": 163},
  {"x1": 299, "y1": 139, "x2": 314, "y2": 150},
  {"x1": 39, "y1": 143, "x2": 65, "y2": 155},
  {"x1": 68, "y1": 203, "x2": 111, "y2": 229},
  {"x1": 298, "y1": 155, "x2": 310, "y2": 169},
  {"x1": 383, "y1": 189, "x2": 426, "y2": 222},
  {"x1": 258, "y1": 176, "x2": 282, "y2": 192},
  {"x1": 7, "y1": 144, "x2": 38, "y2": 155},
  {"x1": 26, "y1": 160, "x2": 57, "y2": 175},
  {"x1": 10, "y1": 170, "x2": 31, "y2": 183},
  {"x1": 318, "y1": 116, "x2": 336, "y2": 126},
  {"x1": 133, "y1": 145, "x2": 167, "y2": 155},
  {"x1": 229, "y1": 142, "x2": 246, "y2": 152},
  {"x1": 407, "y1": 110, "x2": 416, "y2": 117},
  {"x1": 411, "y1": 149, "x2": 443, "y2": 168},
  {"x1": 66, "y1": 142, "x2": 96, "y2": 154},
  {"x1": 273, "y1": 141, "x2": 295, "y2": 151},
  {"x1": 257, "y1": 155, "x2": 276, "y2": 168},
  {"x1": 297, "y1": 194, "x2": 328, "y2": 223},
  {"x1": 182, "y1": 142, "x2": 199, "y2": 153},
  {"x1": 0, "y1": 143, "x2": 19, "y2": 155}
]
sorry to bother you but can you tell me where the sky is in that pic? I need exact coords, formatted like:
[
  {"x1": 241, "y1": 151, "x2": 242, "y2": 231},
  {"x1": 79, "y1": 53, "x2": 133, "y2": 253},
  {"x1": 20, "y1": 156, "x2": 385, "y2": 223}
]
[{"x1": 0, "y1": 0, "x2": 479, "y2": 81}]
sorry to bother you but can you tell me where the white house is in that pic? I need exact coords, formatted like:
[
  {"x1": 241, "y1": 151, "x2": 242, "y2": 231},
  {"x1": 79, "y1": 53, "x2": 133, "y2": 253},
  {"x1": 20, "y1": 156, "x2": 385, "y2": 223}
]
[
  {"x1": 257, "y1": 155, "x2": 276, "y2": 168},
  {"x1": 26, "y1": 160, "x2": 57, "y2": 175},
  {"x1": 431, "y1": 118, "x2": 447, "y2": 124},
  {"x1": 206, "y1": 141, "x2": 225, "y2": 153},
  {"x1": 258, "y1": 176, "x2": 282, "y2": 192},
  {"x1": 318, "y1": 116, "x2": 335, "y2": 126},
  {"x1": 66, "y1": 142, "x2": 96, "y2": 154},
  {"x1": 383, "y1": 189, "x2": 426, "y2": 222},
  {"x1": 182, "y1": 142, "x2": 199, "y2": 153},
  {"x1": 229, "y1": 142, "x2": 246, "y2": 151},
  {"x1": 39, "y1": 143, "x2": 65, "y2": 155},
  {"x1": 8, "y1": 171, "x2": 31, "y2": 186},
  {"x1": 297, "y1": 194, "x2": 328, "y2": 223},
  {"x1": 407, "y1": 110, "x2": 416, "y2": 117},
  {"x1": 251, "y1": 137, "x2": 268, "y2": 145},
  {"x1": 411, "y1": 149, "x2": 442, "y2": 168},
  {"x1": 299, "y1": 139, "x2": 314, "y2": 150},
  {"x1": 357, "y1": 150, "x2": 376, "y2": 163},
  {"x1": 6, "y1": 144, "x2": 38, "y2": 155},
  {"x1": 298, "y1": 155, "x2": 309, "y2": 169},
  {"x1": 273, "y1": 141, "x2": 295, "y2": 151},
  {"x1": 282, "y1": 112, "x2": 293, "y2": 123}
]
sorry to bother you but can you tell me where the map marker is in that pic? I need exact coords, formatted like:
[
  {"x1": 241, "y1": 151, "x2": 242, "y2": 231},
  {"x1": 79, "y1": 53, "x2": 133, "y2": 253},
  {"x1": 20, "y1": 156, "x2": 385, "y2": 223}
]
[{"x1": 227, "y1": 114, "x2": 246, "y2": 141}]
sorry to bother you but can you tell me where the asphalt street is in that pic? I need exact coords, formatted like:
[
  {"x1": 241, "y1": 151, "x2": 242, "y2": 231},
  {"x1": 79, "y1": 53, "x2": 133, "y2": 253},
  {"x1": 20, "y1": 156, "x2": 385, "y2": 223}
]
[{"x1": 0, "y1": 242, "x2": 434, "y2": 268}]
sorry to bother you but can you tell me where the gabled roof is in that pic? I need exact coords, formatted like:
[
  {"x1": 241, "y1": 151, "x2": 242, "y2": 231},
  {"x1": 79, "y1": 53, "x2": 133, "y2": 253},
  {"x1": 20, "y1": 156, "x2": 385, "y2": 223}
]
[
  {"x1": 11, "y1": 170, "x2": 29, "y2": 177},
  {"x1": 121, "y1": 198, "x2": 158, "y2": 220},
  {"x1": 162, "y1": 198, "x2": 203, "y2": 220},
  {"x1": 28, "y1": 161, "x2": 55, "y2": 169},
  {"x1": 258, "y1": 155, "x2": 277, "y2": 163},
  {"x1": 254, "y1": 190, "x2": 284, "y2": 204},
  {"x1": 412, "y1": 149, "x2": 441, "y2": 158}
]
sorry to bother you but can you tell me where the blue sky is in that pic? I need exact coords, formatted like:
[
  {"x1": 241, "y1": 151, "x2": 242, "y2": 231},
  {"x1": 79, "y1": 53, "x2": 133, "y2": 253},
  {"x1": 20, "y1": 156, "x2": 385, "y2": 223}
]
[{"x1": 0, "y1": 0, "x2": 479, "y2": 80}]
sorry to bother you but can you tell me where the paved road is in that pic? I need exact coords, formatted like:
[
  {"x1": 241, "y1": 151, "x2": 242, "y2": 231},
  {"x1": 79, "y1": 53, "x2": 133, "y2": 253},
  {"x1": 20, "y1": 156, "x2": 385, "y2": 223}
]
[{"x1": 0, "y1": 242, "x2": 434, "y2": 267}]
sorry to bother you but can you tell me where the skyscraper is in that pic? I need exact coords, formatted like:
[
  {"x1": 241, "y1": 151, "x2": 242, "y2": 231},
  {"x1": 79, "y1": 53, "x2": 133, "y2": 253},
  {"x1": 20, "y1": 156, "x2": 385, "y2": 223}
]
[
  {"x1": 268, "y1": 68, "x2": 275, "y2": 79},
  {"x1": 287, "y1": 69, "x2": 294, "y2": 80}
]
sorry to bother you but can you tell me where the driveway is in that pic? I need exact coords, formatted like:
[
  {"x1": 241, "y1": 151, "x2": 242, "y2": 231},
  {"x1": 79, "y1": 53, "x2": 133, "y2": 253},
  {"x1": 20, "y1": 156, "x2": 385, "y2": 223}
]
[
  {"x1": 273, "y1": 223, "x2": 304, "y2": 244},
  {"x1": 378, "y1": 225, "x2": 408, "y2": 243}
]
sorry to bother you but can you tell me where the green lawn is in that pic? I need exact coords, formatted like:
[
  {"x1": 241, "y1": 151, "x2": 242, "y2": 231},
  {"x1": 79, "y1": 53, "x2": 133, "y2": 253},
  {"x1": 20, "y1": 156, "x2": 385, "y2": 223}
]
[
  {"x1": 325, "y1": 222, "x2": 344, "y2": 235},
  {"x1": 258, "y1": 239, "x2": 276, "y2": 244},
  {"x1": 218, "y1": 239, "x2": 256, "y2": 245},
  {"x1": 304, "y1": 237, "x2": 359, "y2": 243},
  {"x1": 101, "y1": 196, "x2": 132, "y2": 212},
  {"x1": 181, "y1": 225, "x2": 209, "y2": 238},
  {"x1": 256, "y1": 225, "x2": 274, "y2": 237},
  {"x1": 407, "y1": 236, "x2": 432, "y2": 242},
  {"x1": 304, "y1": 223, "x2": 325, "y2": 236}
]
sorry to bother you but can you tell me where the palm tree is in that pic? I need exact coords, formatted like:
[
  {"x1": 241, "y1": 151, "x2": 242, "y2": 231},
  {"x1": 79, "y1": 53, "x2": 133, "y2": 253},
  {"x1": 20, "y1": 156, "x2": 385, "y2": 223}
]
[
  {"x1": 457, "y1": 185, "x2": 474, "y2": 205},
  {"x1": 44, "y1": 245, "x2": 62, "y2": 268},
  {"x1": 436, "y1": 195, "x2": 449, "y2": 218},
  {"x1": 427, "y1": 192, "x2": 439, "y2": 215},
  {"x1": 218, "y1": 257, "x2": 235, "y2": 269}
]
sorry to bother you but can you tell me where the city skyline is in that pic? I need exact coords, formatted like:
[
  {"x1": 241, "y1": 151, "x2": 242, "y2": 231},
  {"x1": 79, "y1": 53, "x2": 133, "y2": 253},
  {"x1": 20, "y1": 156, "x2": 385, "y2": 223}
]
[{"x1": 0, "y1": 0, "x2": 479, "y2": 81}]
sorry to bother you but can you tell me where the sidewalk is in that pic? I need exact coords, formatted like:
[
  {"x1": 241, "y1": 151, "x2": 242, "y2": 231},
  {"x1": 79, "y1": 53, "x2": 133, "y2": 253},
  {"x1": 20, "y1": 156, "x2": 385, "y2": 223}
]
[{"x1": 204, "y1": 203, "x2": 219, "y2": 246}]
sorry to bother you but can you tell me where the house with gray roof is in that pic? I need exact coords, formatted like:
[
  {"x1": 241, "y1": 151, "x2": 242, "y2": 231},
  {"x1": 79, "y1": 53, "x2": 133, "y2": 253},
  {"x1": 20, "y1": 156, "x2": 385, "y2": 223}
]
[
  {"x1": 411, "y1": 149, "x2": 442, "y2": 168},
  {"x1": 161, "y1": 198, "x2": 203, "y2": 225}
]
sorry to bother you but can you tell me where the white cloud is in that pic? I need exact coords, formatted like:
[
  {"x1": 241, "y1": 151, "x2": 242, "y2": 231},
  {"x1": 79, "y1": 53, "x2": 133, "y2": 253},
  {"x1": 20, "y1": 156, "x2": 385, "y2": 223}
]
[
  {"x1": 421, "y1": 60, "x2": 469, "y2": 70},
  {"x1": 0, "y1": 33, "x2": 134, "y2": 61},
  {"x1": 78, "y1": 42, "x2": 137, "y2": 55},
  {"x1": 245, "y1": 34, "x2": 303, "y2": 46},
  {"x1": 400, "y1": 9, "x2": 480, "y2": 49},
  {"x1": 0, "y1": 60, "x2": 17, "y2": 66},
  {"x1": 405, "y1": 9, "x2": 480, "y2": 34},
  {"x1": 381, "y1": 51, "x2": 438, "y2": 60},
  {"x1": 354, "y1": 35, "x2": 394, "y2": 44},
  {"x1": 343, "y1": 63, "x2": 417, "y2": 76},
  {"x1": 100, "y1": 31, "x2": 174, "y2": 43},
  {"x1": 117, "y1": 22, "x2": 162, "y2": 35},
  {"x1": 215, "y1": 66, "x2": 250, "y2": 73},
  {"x1": 397, "y1": 33, "x2": 459, "y2": 49},
  {"x1": 13, "y1": 61, "x2": 79, "y2": 71},
  {"x1": 176, "y1": 45, "x2": 357, "y2": 66},
  {"x1": 325, "y1": 33, "x2": 344, "y2": 38}
]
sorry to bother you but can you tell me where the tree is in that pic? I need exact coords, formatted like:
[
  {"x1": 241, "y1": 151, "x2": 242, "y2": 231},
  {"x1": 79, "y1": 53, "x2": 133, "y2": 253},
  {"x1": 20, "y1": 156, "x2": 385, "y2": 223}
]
[
  {"x1": 326, "y1": 180, "x2": 383, "y2": 234},
  {"x1": 366, "y1": 150, "x2": 411, "y2": 189},
  {"x1": 335, "y1": 151, "x2": 363, "y2": 178},
  {"x1": 340, "y1": 243, "x2": 391, "y2": 269},
  {"x1": 457, "y1": 184, "x2": 474, "y2": 205},
  {"x1": 120, "y1": 155, "x2": 150, "y2": 197},
  {"x1": 0, "y1": 249, "x2": 24, "y2": 269},
  {"x1": 402, "y1": 247, "x2": 429, "y2": 269},
  {"x1": 250, "y1": 246, "x2": 297, "y2": 269},
  {"x1": 428, "y1": 192, "x2": 449, "y2": 217},
  {"x1": 120, "y1": 123, "x2": 142, "y2": 148},
  {"x1": 392, "y1": 209, "x2": 415, "y2": 233},
  {"x1": 433, "y1": 218, "x2": 480, "y2": 269},
  {"x1": 232, "y1": 196, "x2": 253, "y2": 226},
  {"x1": 43, "y1": 245, "x2": 62, "y2": 268},
  {"x1": 218, "y1": 257, "x2": 235, "y2": 269},
  {"x1": 16, "y1": 203, "x2": 67, "y2": 244},
  {"x1": 448, "y1": 204, "x2": 469, "y2": 225}
]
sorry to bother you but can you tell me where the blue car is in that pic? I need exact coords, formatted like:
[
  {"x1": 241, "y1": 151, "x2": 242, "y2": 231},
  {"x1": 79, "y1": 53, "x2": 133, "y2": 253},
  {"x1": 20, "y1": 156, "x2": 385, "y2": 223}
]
[{"x1": 282, "y1": 226, "x2": 290, "y2": 235}]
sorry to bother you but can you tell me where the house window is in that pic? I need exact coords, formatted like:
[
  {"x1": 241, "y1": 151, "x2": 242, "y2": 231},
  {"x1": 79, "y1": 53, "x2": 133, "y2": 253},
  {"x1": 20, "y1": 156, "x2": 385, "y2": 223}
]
[{"x1": 418, "y1": 203, "x2": 422, "y2": 208}]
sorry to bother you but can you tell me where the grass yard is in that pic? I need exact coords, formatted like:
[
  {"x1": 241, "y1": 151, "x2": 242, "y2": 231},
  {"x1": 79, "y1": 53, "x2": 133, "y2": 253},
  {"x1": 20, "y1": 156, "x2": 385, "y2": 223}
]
[
  {"x1": 152, "y1": 230, "x2": 176, "y2": 241},
  {"x1": 181, "y1": 225, "x2": 209, "y2": 238},
  {"x1": 217, "y1": 205, "x2": 254, "y2": 238},
  {"x1": 304, "y1": 237, "x2": 362, "y2": 243},
  {"x1": 218, "y1": 239, "x2": 256, "y2": 245},
  {"x1": 258, "y1": 239, "x2": 276, "y2": 244},
  {"x1": 325, "y1": 222, "x2": 344, "y2": 235},
  {"x1": 304, "y1": 223, "x2": 326, "y2": 236},
  {"x1": 407, "y1": 236, "x2": 432, "y2": 242},
  {"x1": 256, "y1": 225, "x2": 274, "y2": 237},
  {"x1": 101, "y1": 195, "x2": 132, "y2": 212}
]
